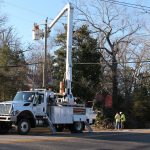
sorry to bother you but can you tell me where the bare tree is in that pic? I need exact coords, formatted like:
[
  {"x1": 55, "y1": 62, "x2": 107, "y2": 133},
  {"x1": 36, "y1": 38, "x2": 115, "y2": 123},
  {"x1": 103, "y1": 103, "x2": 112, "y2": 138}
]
[
  {"x1": 71, "y1": 0, "x2": 140, "y2": 110},
  {"x1": 26, "y1": 41, "x2": 54, "y2": 88}
]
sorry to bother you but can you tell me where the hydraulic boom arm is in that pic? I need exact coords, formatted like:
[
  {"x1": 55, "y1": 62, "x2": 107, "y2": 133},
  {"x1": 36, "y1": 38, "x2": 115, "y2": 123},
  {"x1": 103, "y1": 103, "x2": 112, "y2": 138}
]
[{"x1": 48, "y1": 3, "x2": 74, "y2": 104}]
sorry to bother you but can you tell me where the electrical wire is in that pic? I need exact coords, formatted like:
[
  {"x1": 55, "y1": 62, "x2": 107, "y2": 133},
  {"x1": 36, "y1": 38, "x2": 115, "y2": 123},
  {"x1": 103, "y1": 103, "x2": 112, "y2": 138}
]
[
  {"x1": 0, "y1": 62, "x2": 43, "y2": 68},
  {"x1": 74, "y1": 60, "x2": 150, "y2": 65},
  {"x1": 5, "y1": 0, "x2": 150, "y2": 17},
  {"x1": 4, "y1": 1, "x2": 68, "y2": 23},
  {"x1": 100, "y1": 0, "x2": 150, "y2": 13},
  {"x1": 0, "y1": 60, "x2": 149, "y2": 68},
  {"x1": 4, "y1": 1, "x2": 53, "y2": 20},
  {"x1": 102, "y1": 0, "x2": 150, "y2": 9}
]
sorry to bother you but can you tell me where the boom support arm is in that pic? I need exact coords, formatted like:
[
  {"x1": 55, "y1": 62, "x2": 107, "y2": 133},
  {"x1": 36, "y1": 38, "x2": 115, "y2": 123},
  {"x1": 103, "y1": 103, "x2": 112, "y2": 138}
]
[{"x1": 48, "y1": 3, "x2": 74, "y2": 104}]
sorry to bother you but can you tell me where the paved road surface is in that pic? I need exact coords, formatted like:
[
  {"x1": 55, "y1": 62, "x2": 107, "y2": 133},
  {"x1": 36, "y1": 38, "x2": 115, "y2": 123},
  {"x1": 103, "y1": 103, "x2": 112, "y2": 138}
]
[{"x1": 0, "y1": 128, "x2": 150, "y2": 150}]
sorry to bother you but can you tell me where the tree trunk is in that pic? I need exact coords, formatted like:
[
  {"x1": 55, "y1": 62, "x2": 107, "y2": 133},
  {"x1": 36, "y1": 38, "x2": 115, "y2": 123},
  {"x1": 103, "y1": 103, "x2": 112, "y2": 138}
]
[{"x1": 112, "y1": 54, "x2": 118, "y2": 110}]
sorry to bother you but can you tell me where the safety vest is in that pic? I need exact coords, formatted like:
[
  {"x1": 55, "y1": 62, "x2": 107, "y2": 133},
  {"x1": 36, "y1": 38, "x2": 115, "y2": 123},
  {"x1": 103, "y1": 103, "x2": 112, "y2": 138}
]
[
  {"x1": 121, "y1": 114, "x2": 126, "y2": 122},
  {"x1": 115, "y1": 114, "x2": 120, "y2": 122}
]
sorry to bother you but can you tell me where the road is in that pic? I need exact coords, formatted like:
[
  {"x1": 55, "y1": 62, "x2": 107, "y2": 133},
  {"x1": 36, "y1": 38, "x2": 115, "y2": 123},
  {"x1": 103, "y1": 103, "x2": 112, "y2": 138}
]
[{"x1": 0, "y1": 128, "x2": 150, "y2": 150}]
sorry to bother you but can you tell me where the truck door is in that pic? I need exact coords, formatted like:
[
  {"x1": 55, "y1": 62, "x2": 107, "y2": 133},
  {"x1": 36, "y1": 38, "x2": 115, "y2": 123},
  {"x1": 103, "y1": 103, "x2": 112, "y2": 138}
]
[{"x1": 33, "y1": 93, "x2": 46, "y2": 116}]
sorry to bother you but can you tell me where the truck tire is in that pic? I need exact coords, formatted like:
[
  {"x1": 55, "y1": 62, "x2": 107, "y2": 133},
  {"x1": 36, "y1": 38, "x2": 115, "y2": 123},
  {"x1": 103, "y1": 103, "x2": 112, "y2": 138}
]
[
  {"x1": 18, "y1": 119, "x2": 31, "y2": 135},
  {"x1": 71, "y1": 122, "x2": 83, "y2": 133}
]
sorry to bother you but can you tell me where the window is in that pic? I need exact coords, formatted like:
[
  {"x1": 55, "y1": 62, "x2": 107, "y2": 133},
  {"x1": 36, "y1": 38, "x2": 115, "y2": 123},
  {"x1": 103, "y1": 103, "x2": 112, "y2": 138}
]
[{"x1": 35, "y1": 94, "x2": 44, "y2": 104}]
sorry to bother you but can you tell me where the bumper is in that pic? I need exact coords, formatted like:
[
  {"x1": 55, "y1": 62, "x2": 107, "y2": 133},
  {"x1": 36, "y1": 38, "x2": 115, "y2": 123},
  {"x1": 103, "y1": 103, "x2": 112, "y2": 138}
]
[{"x1": 0, "y1": 115, "x2": 17, "y2": 122}]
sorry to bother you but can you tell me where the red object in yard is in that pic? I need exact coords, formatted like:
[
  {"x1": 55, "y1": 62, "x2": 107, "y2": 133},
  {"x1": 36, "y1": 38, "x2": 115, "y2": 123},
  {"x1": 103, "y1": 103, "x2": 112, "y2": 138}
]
[{"x1": 105, "y1": 95, "x2": 112, "y2": 108}]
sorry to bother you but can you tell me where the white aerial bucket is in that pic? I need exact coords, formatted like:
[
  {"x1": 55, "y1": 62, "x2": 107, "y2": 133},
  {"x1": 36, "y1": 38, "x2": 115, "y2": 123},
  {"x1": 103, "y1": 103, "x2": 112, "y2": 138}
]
[{"x1": 32, "y1": 23, "x2": 43, "y2": 40}]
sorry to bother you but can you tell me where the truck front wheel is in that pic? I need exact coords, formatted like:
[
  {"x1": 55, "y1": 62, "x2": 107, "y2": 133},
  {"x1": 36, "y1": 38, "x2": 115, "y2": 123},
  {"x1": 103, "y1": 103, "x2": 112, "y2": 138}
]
[
  {"x1": 71, "y1": 122, "x2": 83, "y2": 133},
  {"x1": 18, "y1": 119, "x2": 31, "y2": 135}
]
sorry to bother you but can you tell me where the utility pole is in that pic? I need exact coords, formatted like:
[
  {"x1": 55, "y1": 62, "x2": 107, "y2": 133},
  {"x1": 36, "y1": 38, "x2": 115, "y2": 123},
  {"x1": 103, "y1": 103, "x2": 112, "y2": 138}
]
[
  {"x1": 32, "y1": 18, "x2": 49, "y2": 89},
  {"x1": 43, "y1": 18, "x2": 48, "y2": 88}
]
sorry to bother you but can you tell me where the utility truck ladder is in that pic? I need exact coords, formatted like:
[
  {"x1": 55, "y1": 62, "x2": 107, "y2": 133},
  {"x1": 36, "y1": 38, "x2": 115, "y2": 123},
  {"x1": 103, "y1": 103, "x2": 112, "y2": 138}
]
[
  {"x1": 45, "y1": 115, "x2": 56, "y2": 134},
  {"x1": 84, "y1": 121, "x2": 93, "y2": 133}
]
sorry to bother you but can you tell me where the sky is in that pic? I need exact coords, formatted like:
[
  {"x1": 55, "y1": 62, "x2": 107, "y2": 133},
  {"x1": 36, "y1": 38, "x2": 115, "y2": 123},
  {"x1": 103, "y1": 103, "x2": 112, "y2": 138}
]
[
  {"x1": 1, "y1": 0, "x2": 69, "y2": 45},
  {"x1": 1, "y1": 0, "x2": 150, "y2": 46}
]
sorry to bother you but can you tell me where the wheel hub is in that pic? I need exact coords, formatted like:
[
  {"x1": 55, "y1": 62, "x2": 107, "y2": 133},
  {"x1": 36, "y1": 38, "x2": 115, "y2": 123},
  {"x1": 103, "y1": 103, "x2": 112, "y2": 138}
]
[{"x1": 21, "y1": 122, "x2": 28, "y2": 132}]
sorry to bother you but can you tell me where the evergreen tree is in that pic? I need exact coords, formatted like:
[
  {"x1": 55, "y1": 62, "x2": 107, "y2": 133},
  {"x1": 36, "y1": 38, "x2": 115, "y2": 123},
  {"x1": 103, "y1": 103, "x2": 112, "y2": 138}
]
[
  {"x1": 54, "y1": 25, "x2": 102, "y2": 103},
  {"x1": 0, "y1": 42, "x2": 28, "y2": 101},
  {"x1": 131, "y1": 72, "x2": 150, "y2": 127}
]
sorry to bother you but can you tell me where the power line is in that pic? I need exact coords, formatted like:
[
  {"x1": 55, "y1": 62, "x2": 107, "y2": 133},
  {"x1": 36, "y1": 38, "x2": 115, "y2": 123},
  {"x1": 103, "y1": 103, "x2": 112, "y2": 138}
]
[
  {"x1": 106, "y1": 0, "x2": 150, "y2": 9},
  {"x1": 0, "y1": 62, "x2": 42, "y2": 68},
  {"x1": 0, "y1": 60, "x2": 150, "y2": 68},
  {"x1": 100, "y1": 0, "x2": 150, "y2": 13},
  {"x1": 74, "y1": 60, "x2": 150, "y2": 65},
  {"x1": 2, "y1": 1, "x2": 67, "y2": 29},
  {"x1": 134, "y1": 34, "x2": 150, "y2": 37},
  {"x1": 4, "y1": 1, "x2": 68, "y2": 23},
  {"x1": 4, "y1": 1, "x2": 52, "y2": 20}
]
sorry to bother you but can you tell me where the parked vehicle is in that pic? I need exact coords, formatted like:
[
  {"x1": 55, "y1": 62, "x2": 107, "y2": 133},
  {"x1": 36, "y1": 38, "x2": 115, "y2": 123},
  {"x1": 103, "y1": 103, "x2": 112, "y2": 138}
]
[{"x1": 0, "y1": 89, "x2": 96, "y2": 134}]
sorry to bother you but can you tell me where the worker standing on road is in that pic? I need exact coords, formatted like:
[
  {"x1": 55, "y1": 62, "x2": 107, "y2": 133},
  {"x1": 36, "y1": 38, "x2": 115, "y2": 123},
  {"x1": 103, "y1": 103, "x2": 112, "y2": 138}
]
[
  {"x1": 120, "y1": 112, "x2": 126, "y2": 129},
  {"x1": 115, "y1": 112, "x2": 120, "y2": 130}
]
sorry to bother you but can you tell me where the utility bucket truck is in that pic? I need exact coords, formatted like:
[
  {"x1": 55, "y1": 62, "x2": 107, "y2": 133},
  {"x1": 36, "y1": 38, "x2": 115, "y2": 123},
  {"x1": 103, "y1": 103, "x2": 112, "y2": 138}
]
[{"x1": 0, "y1": 3, "x2": 96, "y2": 135}]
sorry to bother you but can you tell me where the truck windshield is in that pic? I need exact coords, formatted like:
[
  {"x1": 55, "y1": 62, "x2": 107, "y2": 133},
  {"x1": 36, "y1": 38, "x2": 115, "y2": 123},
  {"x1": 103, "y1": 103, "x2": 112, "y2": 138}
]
[{"x1": 13, "y1": 92, "x2": 35, "y2": 102}]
